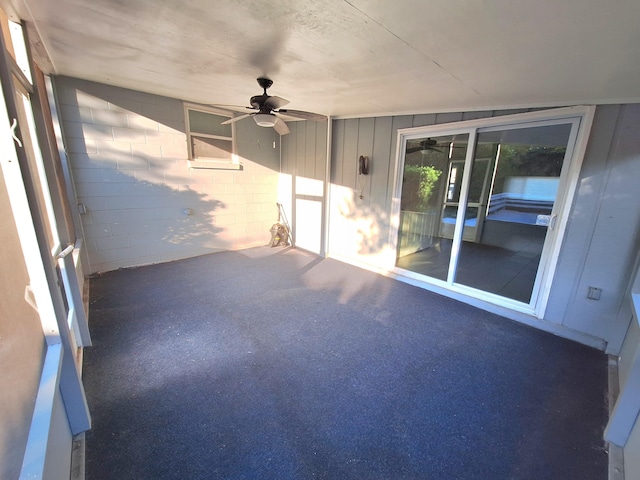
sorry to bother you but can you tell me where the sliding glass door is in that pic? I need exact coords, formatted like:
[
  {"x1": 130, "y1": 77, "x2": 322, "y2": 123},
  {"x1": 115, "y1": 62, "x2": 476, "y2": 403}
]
[
  {"x1": 394, "y1": 110, "x2": 588, "y2": 312},
  {"x1": 396, "y1": 134, "x2": 469, "y2": 281}
]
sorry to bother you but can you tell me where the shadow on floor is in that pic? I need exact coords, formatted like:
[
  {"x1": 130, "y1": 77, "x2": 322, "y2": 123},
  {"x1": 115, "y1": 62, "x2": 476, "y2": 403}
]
[{"x1": 84, "y1": 246, "x2": 608, "y2": 480}]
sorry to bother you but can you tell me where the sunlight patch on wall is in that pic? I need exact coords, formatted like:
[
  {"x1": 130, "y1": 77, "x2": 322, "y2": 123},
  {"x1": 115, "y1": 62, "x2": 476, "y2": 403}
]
[
  {"x1": 296, "y1": 198, "x2": 322, "y2": 254},
  {"x1": 278, "y1": 173, "x2": 293, "y2": 210},
  {"x1": 329, "y1": 184, "x2": 395, "y2": 268},
  {"x1": 295, "y1": 176, "x2": 324, "y2": 197}
]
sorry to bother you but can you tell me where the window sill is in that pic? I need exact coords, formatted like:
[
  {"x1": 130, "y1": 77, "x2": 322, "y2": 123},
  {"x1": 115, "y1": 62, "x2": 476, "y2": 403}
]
[{"x1": 188, "y1": 160, "x2": 242, "y2": 170}]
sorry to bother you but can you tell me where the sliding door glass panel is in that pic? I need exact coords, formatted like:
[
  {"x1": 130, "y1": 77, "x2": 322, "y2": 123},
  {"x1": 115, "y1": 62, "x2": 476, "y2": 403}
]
[
  {"x1": 396, "y1": 134, "x2": 469, "y2": 281},
  {"x1": 454, "y1": 123, "x2": 572, "y2": 302}
]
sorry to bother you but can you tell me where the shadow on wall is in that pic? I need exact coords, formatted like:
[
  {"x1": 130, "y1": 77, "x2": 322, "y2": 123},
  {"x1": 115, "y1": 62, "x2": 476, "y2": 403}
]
[
  {"x1": 54, "y1": 76, "x2": 235, "y2": 272},
  {"x1": 54, "y1": 75, "x2": 282, "y2": 172},
  {"x1": 76, "y1": 162, "x2": 227, "y2": 273},
  {"x1": 56, "y1": 75, "x2": 186, "y2": 132}
]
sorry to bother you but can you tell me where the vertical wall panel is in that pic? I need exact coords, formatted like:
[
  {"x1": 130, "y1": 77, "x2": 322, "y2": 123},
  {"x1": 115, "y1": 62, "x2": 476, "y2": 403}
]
[
  {"x1": 295, "y1": 122, "x2": 307, "y2": 178},
  {"x1": 435, "y1": 112, "x2": 464, "y2": 124},
  {"x1": 342, "y1": 119, "x2": 360, "y2": 189},
  {"x1": 331, "y1": 118, "x2": 360, "y2": 257},
  {"x1": 281, "y1": 119, "x2": 328, "y2": 254},
  {"x1": 315, "y1": 121, "x2": 328, "y2": 181},
  {"x1": 462, "y1": 110, "x2": 493, "y2": 121},
  {"x1": 544, "y1": 105, "x2": 620, "y2": 325},
  {"x1": 356, "y1": 117, "x2": 375, "y2": 202},
  {"x1": 330, "y1": 119, "x2": 345, "y2": 183},
  {"x1": 389, "y1": 116, "x2": 414, "y2": 162},
  {"x1": 278, "y1": 120, "x2": 296, "y2": 236},
  {"x1": 413, "y1": 113, "x2": 436, "y2": 127},
  {"x1": 560, "y1": 105, "x2": 640, "y2": 345},
  {"x1": 492, "y1": 108, "x2": 530, "y2": 117},
  {"x1": 286, "y1": 122, "x2": 298, "y2": 173},
  {"x1": 304, "y1": 121, "x2": 316, "y2": 179},
  {"x1": 372, "y1": 117, "x2": 393, "y2": 211}
]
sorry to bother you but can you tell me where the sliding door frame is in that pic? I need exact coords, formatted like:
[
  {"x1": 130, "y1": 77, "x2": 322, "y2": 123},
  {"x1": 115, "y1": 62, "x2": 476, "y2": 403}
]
[{"x1": 389, "y1": 106, "x2": 596, "y2": 318}]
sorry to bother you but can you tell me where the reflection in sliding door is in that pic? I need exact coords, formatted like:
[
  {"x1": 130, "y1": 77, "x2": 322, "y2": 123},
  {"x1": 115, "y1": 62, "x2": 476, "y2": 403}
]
[
  {"x1": 393, "y1": 110, "x2": 588, "y2": 314},
  {"x1": 454, "y1": 123, "x2": 572, "y2": 302},
  {"x1": 396, "y1": 134, "x2": 468, "y2": 281}
]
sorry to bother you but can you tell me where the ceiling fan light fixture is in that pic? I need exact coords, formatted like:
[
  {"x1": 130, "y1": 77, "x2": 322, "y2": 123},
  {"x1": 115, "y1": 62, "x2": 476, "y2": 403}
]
[{"x1": 254, "y1": 113, "x2": 276, "y2": 127}]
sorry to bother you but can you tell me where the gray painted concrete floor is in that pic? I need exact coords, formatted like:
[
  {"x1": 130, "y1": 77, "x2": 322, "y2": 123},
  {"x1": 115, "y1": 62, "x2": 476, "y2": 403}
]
[{"x1": 84, "y1": 246, "x2": 608, "y2": 479}]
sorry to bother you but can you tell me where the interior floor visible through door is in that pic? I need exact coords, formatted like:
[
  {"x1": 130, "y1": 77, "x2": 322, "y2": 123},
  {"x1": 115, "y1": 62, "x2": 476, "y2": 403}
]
[{"x1": 396, "y1": 238, "x2": 542, "y2": 303}]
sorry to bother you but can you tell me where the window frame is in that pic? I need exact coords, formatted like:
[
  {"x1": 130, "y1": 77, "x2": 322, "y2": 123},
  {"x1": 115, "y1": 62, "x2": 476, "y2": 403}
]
[
  {"x1": 389, "y1": 106, "x2": 595, "y2": 319},
  {"x1": 184, "y1": 102, "x2": 240, "y2": 170}
]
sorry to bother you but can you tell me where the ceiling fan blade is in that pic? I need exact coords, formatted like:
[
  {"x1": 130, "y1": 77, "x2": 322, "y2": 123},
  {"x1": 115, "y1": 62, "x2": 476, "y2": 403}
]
[
  {"x1": 273, "y1": 116, "x2": 290, "y2": 135},
  {"x1": 277, "y1": 109, "x2": 327, "y2": 122},
  {"x1": 406, "y1": 146, "x2": 443, "y2": 154},
  {"x1": 264, "y1": 95, "x2": 290, "y2": 109},
  {"x1": 221, "y1": 113, "x2": 253, "y2": 124},
  {"x1": 406, "y1": 138, "x2": 445, "y2": 154},
  {"x1": 210, "y1": 104, "x2": 257, "y2": 112}
]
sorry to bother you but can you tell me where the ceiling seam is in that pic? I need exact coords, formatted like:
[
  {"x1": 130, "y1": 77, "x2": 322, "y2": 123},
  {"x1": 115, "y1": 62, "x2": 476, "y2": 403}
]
[{"x1": 341, "y1": 0, "x2": 482, "y2": 97}]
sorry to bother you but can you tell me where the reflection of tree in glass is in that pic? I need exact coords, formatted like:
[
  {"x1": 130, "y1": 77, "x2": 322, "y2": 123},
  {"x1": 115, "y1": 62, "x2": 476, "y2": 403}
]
[
  {"x1": 494, "y1": 145, "x2": 566, "y2": 192},
  {"x1": 401, "y1": 165, "x2": 443, "y2": 211}
]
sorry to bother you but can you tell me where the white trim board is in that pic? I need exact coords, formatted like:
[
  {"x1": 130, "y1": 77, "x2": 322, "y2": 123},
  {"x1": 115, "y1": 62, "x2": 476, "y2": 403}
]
[
  {"x1": 605, "y1": 293, "x2": 640, "y2": 447},
  {"x1": 19, "y1": 343, "x2": 63, "y2": 480},
  {"x1": 330, "y1": 99, "x2": 640, "y2": 121}
]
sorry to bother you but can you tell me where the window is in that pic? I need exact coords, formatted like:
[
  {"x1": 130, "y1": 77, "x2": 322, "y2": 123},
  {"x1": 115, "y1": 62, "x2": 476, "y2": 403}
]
[{"x1": 184, "y1": 104, "x2": 240, "y2": 169}]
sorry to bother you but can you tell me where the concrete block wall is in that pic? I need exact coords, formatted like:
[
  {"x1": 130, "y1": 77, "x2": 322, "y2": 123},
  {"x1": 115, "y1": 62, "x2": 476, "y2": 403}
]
[{"x1": 54, "y1": 76, "x2": 281, "y2": 273}]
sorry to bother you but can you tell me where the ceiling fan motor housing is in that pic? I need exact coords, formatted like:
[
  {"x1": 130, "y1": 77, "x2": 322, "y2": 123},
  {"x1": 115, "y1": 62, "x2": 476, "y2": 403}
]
[
  {"x1": 250, "y1": 94, "x2": 270, "y2": 110},
  {"x1": 257, "y1": 77, "x2": 273, "y2": 90}
]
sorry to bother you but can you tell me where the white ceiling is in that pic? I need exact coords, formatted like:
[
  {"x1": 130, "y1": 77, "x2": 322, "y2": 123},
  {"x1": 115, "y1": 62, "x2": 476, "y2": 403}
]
[{"x1": 11, "y1": 0, "x2": 640, "y2": 117}]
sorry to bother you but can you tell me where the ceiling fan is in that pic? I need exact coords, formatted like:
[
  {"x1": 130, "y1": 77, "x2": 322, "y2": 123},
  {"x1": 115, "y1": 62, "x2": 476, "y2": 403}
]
[
  {"x1": 405, "y1": 138, "x2": 443, "y2": 154},
  {"x1": 405, "y1": 138, "x2": 467, "y2": 155},
  {"x1": 221, "y1": 77, "x2": 327, "y2": 135}
]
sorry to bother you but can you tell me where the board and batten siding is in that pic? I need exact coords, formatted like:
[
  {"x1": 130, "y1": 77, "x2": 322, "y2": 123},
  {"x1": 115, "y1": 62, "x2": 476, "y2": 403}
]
[
  {"x1": 328, "y1": 109, "x2": 529, "y2": 268},
  {"x1": 54, "y1": 76, "x2": 281, "y2": 273},
  {"x1": 605, "y1": 253, "x2": 640, "y2": 479},
  {"x1": 616, "y1": 307, "x2": 640, "y2": 479},
  {"x1": 280, "y1": 120, "x2": 328, "y2": 254},
  {"x1": 327, "y1": 105, "x2": 640, "y2": 353},
  {"x1": 545, "y1": 105, "x2": 640, "y2": 350}
]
